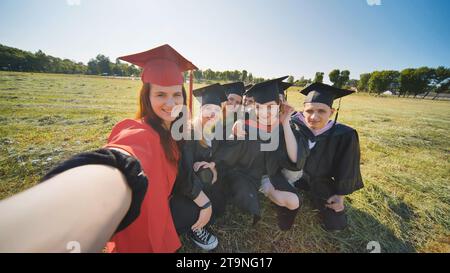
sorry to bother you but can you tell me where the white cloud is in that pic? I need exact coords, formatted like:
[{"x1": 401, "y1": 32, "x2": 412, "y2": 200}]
[
  {"x1": 67, "y1": 0, "x2": 81, "y2": 6},
  {"x1": 367, "y1": 0, "x2": 382, "y2": 6}
]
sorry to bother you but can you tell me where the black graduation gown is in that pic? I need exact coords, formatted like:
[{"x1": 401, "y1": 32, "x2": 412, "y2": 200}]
[
  {"x1": 291, "y1": 117, "x2": 364, "y2": 203},
  {"x1": 171, "y1": 130, "x2": 228, "y2": 233},
  {"x1": 212, "y1": 122, "x2": 309, "y2": 219}
]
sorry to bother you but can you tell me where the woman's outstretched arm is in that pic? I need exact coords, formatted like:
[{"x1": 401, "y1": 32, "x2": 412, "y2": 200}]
[{"x1": 0, "y1": 164, "x2": 131, "y2": 253}]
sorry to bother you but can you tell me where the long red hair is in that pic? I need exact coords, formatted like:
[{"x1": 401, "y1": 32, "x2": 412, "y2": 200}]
[{"x1": 135, "y1": 83, "x2": 187, "y2": 164}]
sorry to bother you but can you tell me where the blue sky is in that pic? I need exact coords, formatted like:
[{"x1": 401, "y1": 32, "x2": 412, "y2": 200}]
[{"x1": 0, "y1": 0, "x2": 449, "y2": 81}]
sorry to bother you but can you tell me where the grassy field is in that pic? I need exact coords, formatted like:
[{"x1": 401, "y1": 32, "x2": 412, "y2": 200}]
[{"x1": 0, "y1": 71, "x2": 449, "y2": 253}]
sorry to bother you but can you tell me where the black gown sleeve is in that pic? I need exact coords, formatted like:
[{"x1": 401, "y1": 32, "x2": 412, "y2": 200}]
[
  {"x1": 332, "y1": 130, "x2": 364, "y2": 195},
  {"x1": 173, "y1": 140, "x2": 204, "y2": 200},
  {"x1": 212, "y1": 138, "x2": 247, "y2": 168},
  {"x1": 276, "y1": 122, "x2": 310, "y2": 171}
]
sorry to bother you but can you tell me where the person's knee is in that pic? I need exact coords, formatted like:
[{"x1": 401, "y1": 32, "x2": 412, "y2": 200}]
[{"x1": 284, "y1": 193, "x2": 300, "y2": 210}]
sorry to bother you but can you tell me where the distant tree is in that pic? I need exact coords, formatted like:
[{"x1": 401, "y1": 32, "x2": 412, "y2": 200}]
[
  {"x1": 248, "y1": 73, "x2": 253, "y2": 83},
  {"x1": 34, "y1": 50, "x2": 50, "y2": 72},
  {"x1": 313, "y1": 72, "x2": 324, "y2": 83},
  {"x1": 358, "y1": 73, "x2": 371, "y2": 92},
  {"x1": 329, "y1": 69, "x2": 350, "y2": 88},
  {"x1": 340, "y1": 70, "x2": 350, "y2": 87},
  {"x1": 346, "y1": 79, "x2": 359, "y2": 89},
  {"x1": 203, "y1": 69, "x2": 214, "y2": 80},
  {"x1": 329, "y1": 69, "x2": 340, "y2": 86},
  {"x1": 127, "y1": 65, "x2": 141, "y2": 77},
  {"x1": 193, "y1": 69, "x2": 203, "y2": 82},
  {"x1": 431, "y1": 66, "x2": 450, "y2": 99},
  {"x1": 415, "y1": 67, "x2": 434, "y2": 98},
  {"x1": 400, "y1": 67, "x2": 434, "y2": 98},
  {"x1": 287, "y1": 76, "x2": 294, "y2": 84},
  {"x1": 217, "y1": 71, "x2": 225, "y2": 81},
  {"x1": 254, "y1": 77, "x2": 265, "y2": 84},
  {"x1": 294, "y1": 76, "x2": 311, "y2": 87},
  {"x1": 400, "y1": 68, "x2": 417, "y2": 97},
  {"x1": 241, "y1": 70, "x2": 248, "y2": 83},
  {"x1": 368, "y1": 71, "x2": 383, "y2": 94},
  {"x1": 95, "y1": 55, "x2": 111, "y2": 75},
  {"x1": 233, "y1": 70, "x2": 242, "y2": 81},
  {"x1": 87, "y1": 59, "x2": 99, "y2": 75},
  {"x1": 369, "y1": 70, "x2": 400, "y2": 94}
]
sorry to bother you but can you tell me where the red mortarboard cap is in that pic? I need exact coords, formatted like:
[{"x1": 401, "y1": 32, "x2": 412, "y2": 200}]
[{"x1": 119, "y1": 44, "x2": 198, "y2": 86}]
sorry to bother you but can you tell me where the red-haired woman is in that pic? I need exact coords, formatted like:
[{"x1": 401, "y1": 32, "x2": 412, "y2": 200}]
[
  {"x1": 104, "y1": 44, "x2": 200, "y2": 253},
  {"x1": 0, "y1": 45, "x2": 197, "y2": 253}
]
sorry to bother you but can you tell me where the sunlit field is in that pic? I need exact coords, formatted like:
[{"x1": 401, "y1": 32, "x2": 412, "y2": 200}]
[{"x1": 1, "y1": 71, "x2": 448, "y2": 253}]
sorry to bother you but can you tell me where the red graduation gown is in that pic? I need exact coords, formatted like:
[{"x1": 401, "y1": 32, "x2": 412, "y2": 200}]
[{"x1": 104, "y1": 119, "x2": 181, "y2": 253}]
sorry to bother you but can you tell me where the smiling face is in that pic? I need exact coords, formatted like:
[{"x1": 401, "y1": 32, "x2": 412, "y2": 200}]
[
  {"x1": 303, "y1": 102, "x2": 335, "y2": 130},
  {"x1": 149, "y1": 84, "x2": 184, "y2": 127},
  {"x1": 244, "y1": 96, "x2": 255, "y2": 107},
  {"x1": 255, "y1": 100, "x2": 279, "y2": 126},
  {"x1": 226, "y1": 94, "x2": 243, "y2": 108}
]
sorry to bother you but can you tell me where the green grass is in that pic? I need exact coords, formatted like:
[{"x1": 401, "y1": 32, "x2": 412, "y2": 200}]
[{"x1": 1, "y1": 71, "x2": 449, "y2": 253}]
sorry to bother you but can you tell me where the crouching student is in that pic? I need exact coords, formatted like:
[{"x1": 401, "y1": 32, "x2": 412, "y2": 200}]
[
  {"x1": 170, "y1": 83, "x2": 229, "y2": 251},
  {"x1": 214, "y1": 77, "x2": 309, "y2": 230},
  {"x1": 290, "y1": 82, "x2": 364, "y2": 231}
]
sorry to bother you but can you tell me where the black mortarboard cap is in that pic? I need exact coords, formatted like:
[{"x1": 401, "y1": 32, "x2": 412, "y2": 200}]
[
  {"x1": 193, "y1": 83, "x2": 227, "y2": 107},
  {"x1": 279, "y1": 82, "x2": 293, "y2": 95},
  {"x1": 222, "y1": 82, "x2": 245, "y2": 97},
  {"x1": 300, "y1": 82, "x2": 354, "y2": 107},
  {"x1": 244, "y1": 76, "x2": 288, "y2": 104}
]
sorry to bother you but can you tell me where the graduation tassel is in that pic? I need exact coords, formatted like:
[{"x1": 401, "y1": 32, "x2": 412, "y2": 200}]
[
  {"x1": 189, "y1": 70, "x2": 194, "y2": 114},
  {"x1": 333, "y1": 98, "x2": 342, "y2": 125}
]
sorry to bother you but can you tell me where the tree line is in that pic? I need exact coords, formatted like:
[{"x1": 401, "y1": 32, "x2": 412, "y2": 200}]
[
  {"x1": 1, "y1": 44, "x2": 449, "y2": 98},
  {"x1": 0, "y1": 44, "x2": 266, "y2": 82},
  {"x1": 0, "y1": 44, "x2": 140, "y2": 77},
  {"x1": 290, "y1": 68, "x2": 450, "y2": 99},
  {"x1": 188, "y1": 69, "x2": 266, "y2": 84}
]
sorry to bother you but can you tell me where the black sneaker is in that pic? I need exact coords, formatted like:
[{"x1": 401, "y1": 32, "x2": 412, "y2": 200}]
[{"x1": 189, "y1": 227, "x2": 218, "y2": 251}]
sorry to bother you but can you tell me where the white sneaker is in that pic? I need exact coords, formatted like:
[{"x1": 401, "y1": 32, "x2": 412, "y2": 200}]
[{"x1": 189, "y1": 227, "x2": 218, "y2": 251}]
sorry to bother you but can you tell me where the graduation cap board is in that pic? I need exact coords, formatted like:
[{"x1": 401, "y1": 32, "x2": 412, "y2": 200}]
[
  {"x1": 244, "y1": 76, "x2": 289, "y2": 104},
  {"x1": 300, "y1": 82, "x2": 353, "y2": 108},
  {"x1": 280, "y1": 82, "x2": 293, "y2": 94},
  {"x1": 244, "y1": 84, "x2": 254, "y2": 101},
  {"x1": 222, "y1": 82, "x2": 245, "y2": 97},
  {"x1": 280, "y1": 82, "x2": 293, "y2": 100},
  {"x1": 193, "y1": 83, "x2": 227, "y2": 107}
]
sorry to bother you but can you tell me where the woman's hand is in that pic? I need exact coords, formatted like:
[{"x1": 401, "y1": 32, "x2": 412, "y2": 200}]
[
  {"x1": 280, "y1": 102, "x2": 295, "y2": 125},
  {"x1": 194, "y1": 161, "x2": 218, "y2": 184},
  {"x1": 325, "y1": 195, "x2": 345, "y2": 212},
  {"x1": 193, "y1": 161, "x2": 210, "y2": 172}
]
